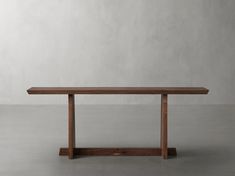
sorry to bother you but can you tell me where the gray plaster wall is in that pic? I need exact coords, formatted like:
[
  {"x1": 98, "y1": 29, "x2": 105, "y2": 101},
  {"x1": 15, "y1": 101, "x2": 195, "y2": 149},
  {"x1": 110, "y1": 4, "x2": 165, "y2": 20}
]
[{"x1": 0, "y1": 0, "x2": 235, "y2": 104}]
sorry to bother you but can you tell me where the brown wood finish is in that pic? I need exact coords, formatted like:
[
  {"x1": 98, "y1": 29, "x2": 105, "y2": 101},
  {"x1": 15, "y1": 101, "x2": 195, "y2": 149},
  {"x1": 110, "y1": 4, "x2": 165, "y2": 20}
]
[
  {"x1": 27, "y1": 87, "x2": 209, "y2": 94},
  {"x1": 59, "y1": 148, "x2": 177, "y2": 156},
  {"x1": 68, "y1": 94, "x2": 75, "y2": 159},
  {"x1": 161, "y1": 94, "x2": 168, "y2": 159},
  {"x1": 27, "y1": 86, "x2": 209, "y2": 160}
]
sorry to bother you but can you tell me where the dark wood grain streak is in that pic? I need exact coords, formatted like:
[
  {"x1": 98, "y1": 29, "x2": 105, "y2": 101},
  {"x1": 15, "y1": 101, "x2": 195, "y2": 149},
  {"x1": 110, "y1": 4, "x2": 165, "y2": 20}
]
[
  {"x1": 27, "y1": 87, "x2": 209, "y2": 94},
  {"x1": 59, "y1": 148, "x2": 177, "y2": 156}
]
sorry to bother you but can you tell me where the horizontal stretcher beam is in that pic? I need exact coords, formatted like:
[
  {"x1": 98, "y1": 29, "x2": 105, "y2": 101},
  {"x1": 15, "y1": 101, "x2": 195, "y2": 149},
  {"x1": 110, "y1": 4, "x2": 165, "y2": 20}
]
[{"x1": 59, "y1": 148, "x2": 177, "y2": 156}]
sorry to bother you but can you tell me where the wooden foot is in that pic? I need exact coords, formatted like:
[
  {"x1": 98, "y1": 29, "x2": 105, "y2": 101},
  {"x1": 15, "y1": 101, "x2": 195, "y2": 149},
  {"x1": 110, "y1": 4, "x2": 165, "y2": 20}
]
[
  {"x1": 68, "y1": 94, "x2": 75, "y2": 159},
  {"x1": 161, "y1": 94, "x2": 168, "y2": 159},
  {"x1": 59, "y1": 148, "x2": 177, "y2": 157}
]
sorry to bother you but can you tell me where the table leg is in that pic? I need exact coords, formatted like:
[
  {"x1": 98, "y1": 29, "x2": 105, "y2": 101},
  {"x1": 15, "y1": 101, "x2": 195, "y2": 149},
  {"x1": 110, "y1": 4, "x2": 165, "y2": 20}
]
[
  {"x1": 161, "y1": 94, "x2": 168, "y2": 159},
  {"x1": 68, "y1": 94, "x2": 75, "y2": 159}
]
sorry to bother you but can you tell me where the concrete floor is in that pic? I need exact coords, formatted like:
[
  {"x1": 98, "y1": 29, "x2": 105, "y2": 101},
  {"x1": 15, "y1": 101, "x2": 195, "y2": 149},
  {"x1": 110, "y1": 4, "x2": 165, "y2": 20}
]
[{"x1": 0, "y1": 105, "x2": 234, "y2": 176}]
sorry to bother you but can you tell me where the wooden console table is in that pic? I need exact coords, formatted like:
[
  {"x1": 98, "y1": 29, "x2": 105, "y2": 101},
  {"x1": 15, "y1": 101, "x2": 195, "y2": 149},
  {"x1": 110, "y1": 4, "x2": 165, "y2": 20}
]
[{"x1": 27, "y1": 87, "x2": 209, "y2": 159}]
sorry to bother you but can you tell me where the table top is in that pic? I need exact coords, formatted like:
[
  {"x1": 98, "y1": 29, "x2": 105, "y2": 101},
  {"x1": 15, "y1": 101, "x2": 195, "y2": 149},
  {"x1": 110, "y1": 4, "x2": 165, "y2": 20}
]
[{"x1": 27, "y1": 87, "x2": 209, "y2": 94}]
